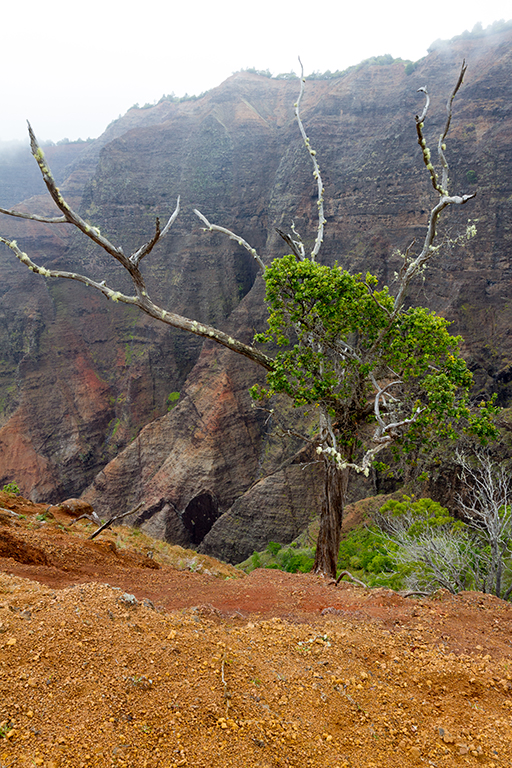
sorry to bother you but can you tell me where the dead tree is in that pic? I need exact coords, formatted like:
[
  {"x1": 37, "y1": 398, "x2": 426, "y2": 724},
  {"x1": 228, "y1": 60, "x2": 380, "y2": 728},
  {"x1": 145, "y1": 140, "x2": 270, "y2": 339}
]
[{"x1": 0, "y1": 62, "x2": 487, "y2": 578}]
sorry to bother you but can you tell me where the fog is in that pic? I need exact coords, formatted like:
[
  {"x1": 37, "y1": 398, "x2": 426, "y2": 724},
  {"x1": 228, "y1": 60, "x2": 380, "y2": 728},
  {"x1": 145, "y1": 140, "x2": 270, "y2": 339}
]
[{"x1": 1, "y1": 0, "x2": 511, "y2": 143}]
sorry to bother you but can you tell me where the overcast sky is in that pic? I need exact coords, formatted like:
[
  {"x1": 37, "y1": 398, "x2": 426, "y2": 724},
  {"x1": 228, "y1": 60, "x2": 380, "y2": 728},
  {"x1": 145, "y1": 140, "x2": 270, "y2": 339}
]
[{"x1": 1, "y1": 0, "x2": 510, "y2": 144}]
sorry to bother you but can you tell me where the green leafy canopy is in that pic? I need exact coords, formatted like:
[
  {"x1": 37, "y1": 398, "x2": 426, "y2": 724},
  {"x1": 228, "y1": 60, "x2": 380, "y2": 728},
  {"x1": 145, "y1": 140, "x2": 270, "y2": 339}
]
[{"x1": 251, "y1": 254, "x2": 497, "y2": 453}]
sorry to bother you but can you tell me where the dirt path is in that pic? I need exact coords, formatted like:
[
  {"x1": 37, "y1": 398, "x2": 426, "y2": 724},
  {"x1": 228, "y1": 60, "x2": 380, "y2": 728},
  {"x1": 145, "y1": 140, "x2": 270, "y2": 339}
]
[{"x1": 1, "y1": 493, "x2": 512, "y2": 767}]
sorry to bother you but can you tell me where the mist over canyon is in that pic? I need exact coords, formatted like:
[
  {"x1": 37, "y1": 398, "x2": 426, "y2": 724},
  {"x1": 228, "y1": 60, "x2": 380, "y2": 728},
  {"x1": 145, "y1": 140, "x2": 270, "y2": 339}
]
[{"x1": 1, "y1": 27, "x2": 511, "y2": 562}]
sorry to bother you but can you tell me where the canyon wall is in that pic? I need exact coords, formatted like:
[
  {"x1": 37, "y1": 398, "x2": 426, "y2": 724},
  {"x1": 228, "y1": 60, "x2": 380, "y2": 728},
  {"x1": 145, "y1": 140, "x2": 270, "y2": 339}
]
[{"x1": 0, "y1": 28, "x2": 511, "y2": 560}]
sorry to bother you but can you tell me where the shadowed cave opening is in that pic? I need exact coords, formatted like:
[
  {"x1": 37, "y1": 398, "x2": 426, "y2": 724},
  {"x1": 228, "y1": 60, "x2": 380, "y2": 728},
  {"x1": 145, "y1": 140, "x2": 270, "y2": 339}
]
[{"x1": 182, "y1": 492, "x2": 220, "y2": 545}]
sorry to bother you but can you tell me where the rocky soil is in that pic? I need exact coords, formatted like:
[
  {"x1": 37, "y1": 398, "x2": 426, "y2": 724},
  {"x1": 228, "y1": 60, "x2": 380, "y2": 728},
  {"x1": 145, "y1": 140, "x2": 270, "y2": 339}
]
[{"x1": 0, "y1": 492, "x2": 512, "y2": 767}]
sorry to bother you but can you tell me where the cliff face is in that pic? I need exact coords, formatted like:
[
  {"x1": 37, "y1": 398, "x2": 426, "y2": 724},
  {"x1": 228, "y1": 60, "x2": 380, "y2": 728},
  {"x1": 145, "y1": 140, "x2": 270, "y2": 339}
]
[{"x1": 0, "y1": 29, "x2": 511, "y2": 561}]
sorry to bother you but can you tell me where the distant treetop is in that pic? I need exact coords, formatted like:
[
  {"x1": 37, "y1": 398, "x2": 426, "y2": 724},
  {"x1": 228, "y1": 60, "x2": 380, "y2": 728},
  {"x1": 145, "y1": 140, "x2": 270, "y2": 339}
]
[
  {"x1": 429, "y1": 19, "x2": 512, "y2": 51},
  {"x1": 234, "y1": 55, "x2": 414, "y2": 84}
]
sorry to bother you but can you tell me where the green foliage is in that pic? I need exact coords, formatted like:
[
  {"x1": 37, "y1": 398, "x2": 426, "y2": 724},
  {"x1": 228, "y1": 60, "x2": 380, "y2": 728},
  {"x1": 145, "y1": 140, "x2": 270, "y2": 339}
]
[
  {"x1": 379, "y1": 496, "x2": 464, "y2": 534},
  {"x1": 273, "y1": 548, "x2": 315, "y2": 573},
  {"x1": 167, "y1": 391, "x2": 180, "y2": 411},
  {"x1": 236, "y1": 56, "x2": 412, "y2": 85},
  {"x1": 0, "y1": 723, "x2": 13, "y2": 739},
  {"x1": 429, "y1": 19, "x2": 512, "y2": 51},
  {"x1": 338, "y1": 526, "x2": 395, "y2": 573},
  {"x1": 336, "y1": 526, "x2": 407, "y2": 588},
  {"x1": 374, "y1": 496, "x2": 486, "y2": 594},
  {"x1": 239, "y1": 67, "x2": 272, "y2": 78},
  {"x1": 336, "y1": 493, "x2": 512, "y2": 597},
  {"x1": 243, "y1": 541, "x2": 315, "y2": 574},
  {"x1": 252, "y1": 256, "x2": 393, "y2": 408},
  {"x1": 306, "y1": 55, "x2": 412, "y2": 81},
  {"x1": 251, "y1": 254, "x2": 492, "y2": 460},
  {"x1": 2, "y1": 482, "x2": 20, "y2": 495},
  {"x1": 466, "y1": 169, "x2": 478, "y2": 184},
  {"x1": 263, "y1": 539, "x2": 315, "y2": 573}
]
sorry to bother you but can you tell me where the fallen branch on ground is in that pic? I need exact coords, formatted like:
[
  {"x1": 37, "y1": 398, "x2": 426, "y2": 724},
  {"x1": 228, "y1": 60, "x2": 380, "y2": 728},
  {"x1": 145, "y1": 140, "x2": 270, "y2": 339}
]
[
  {"x1": 335, "y1": 570, "x2": 368, "y2": 588},
  {"x1": 68, "y1": 511, "x2": 102, "y2": 526},
  {"x1": 88, "y1": 503, "x2": 144, "y2": 540}
]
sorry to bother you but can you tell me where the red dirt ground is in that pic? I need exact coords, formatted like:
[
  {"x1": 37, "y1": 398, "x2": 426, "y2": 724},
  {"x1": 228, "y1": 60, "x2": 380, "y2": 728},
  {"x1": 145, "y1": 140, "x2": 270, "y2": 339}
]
[{"x1": 0, "y1": 492, "x2": 511, "y2": 767}]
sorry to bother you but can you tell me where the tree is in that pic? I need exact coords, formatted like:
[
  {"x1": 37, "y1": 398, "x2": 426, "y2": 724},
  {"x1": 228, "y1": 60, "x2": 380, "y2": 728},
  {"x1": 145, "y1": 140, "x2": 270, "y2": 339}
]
[
  {"x1": 456, "y1": 451, "x2": 512, "y2": 599},
  {"x1": 373, "y1": 496, "x2": 485, "y2": 595},
  {"x1": 369, "y1": 458, "x2": 512, "y2": 600},
  {"x1": 0, "y1": 62, "x2": 497, "y2": 578}
]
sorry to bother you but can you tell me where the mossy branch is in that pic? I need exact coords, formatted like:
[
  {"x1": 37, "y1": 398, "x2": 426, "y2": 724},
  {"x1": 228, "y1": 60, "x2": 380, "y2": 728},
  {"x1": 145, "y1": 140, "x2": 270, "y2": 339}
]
[
  {"x1": 0, "y1": 207, "x2": 67, "y2": 224},
  {"x1": 193, "y1": 209, "x2": 265, "y2": 272},
  {"x1": 296, "y1": 57, "x2": 326, "y2": 260}
]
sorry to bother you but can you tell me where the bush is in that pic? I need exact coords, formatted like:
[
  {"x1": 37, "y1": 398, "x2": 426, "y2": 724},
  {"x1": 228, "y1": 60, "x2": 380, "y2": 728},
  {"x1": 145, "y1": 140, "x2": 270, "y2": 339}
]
[
  {"x1": 374, "y1": 496, "x2": 484, "y2": 594},
  {"x1": 276, "y1": 549, "x2": 315, "y2": 573},
  {"x1": 2, "y1": 482, "x2": 20, "y2": 495},
  {"x1": 337, "y1": 526, "x2": 407, "y2": 589}
]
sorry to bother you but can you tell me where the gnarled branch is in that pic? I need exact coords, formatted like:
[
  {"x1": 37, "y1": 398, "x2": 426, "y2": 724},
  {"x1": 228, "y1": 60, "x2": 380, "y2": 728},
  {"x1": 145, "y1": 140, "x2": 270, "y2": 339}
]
[
  {"x1": 0, "y1": 207, "x2": 68, "y2": 224},
  {"x1": 295, "y1": 58, "x2": 326, "y2": 260},
  {"x1": 394, "y1": 61, "x2": 475, "y2": 313},
  {"x1": 194, "y1": 209, "x2": 265, "y2": 272},
  {"x1": 0, "y1": 130, "x2": 274, "y2": 372}
]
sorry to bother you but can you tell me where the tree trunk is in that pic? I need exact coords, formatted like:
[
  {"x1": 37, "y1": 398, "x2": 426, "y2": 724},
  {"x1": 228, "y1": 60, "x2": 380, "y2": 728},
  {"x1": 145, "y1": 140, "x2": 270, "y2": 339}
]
[{"x1": 313, "y1": 459, "x2": 349, "y2": 578}]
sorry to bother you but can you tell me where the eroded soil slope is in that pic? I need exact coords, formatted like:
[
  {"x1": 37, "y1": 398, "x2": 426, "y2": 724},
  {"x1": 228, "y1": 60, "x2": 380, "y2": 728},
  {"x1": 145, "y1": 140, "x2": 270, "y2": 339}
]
[{"x1": 0, "y1": 493, "x2": 511, "y2": 767}]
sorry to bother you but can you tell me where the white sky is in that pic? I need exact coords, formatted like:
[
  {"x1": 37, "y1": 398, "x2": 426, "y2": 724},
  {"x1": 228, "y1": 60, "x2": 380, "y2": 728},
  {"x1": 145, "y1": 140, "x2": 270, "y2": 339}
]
[{"x1": 1, "y1": 0, "x2": 510, "y2": 143}]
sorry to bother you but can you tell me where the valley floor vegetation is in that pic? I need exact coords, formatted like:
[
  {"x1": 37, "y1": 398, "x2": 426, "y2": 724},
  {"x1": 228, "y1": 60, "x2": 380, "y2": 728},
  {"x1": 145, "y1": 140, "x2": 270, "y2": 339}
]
[{"x1": 243, "y1": 453, "x2": 512, "y2": 601}]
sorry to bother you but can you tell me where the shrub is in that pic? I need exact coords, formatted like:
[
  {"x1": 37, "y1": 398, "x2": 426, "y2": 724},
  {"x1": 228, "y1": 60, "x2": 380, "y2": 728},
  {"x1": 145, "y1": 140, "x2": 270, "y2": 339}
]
[
  {"x1": 2, "y1": 482, "x2": 20, "y2": 495},
  {"x1": 374, "y1": 496, "x2": 484, "y2": 594}
]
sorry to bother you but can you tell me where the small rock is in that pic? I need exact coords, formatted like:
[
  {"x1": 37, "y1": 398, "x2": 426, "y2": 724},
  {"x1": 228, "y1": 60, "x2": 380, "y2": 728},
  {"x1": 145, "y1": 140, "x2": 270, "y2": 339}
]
[{"x1": 118, "y1": 593, "x2": 137, "y2": 607}]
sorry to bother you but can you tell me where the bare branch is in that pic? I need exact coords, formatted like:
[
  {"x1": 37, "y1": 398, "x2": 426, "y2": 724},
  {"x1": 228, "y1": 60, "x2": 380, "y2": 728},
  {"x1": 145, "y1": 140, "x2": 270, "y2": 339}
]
[
  {"x1": 276, "y1": 228, "x2": 304, "y2": 260},
  {"x1": 372, "y1": 380, "x2": 403, "y2": 431},
  {"x1": 0, "y1": 234, "x2": 275, "y2": 371},
  {"x1": 290, "y1": 221, "x2": 306, "y2": 259},
  {"x1": 0, "y1": 207, "x2": 68, "y2": 224},
  {"x1": 0, "y1": 506, "x2": 21, "y2": 518},
  {"x1": 130, "y1": 197, "x2": 181, "y2": 267},
  {"x1": 0, "y1": 125, "x2": 276, "y2": 371},
  {"x1": 415, "y1": 86, "x2": 430, "y2": 124},
  {"x1": 0, "y1": 235, "x2": 138, "y2": 302},
  {"x1": 295, "y1": 58, "x2": 325, "y2": 260},
  {"x1": 438, "y1": 60, "x2": 467, "y2": 191},
  {"x1": 335, "y1": 570, "x2": 368, "y2": 588},
  {"x1": 415, "y1": 88, "x2": 445, "y2": 196},
  {"x1": 27, "y1": 123, "x2": 132, "y2": 270},
  {"x1": 88, "y1": 502, "x2": 144, "y2": 540},
  {"x1": 393, "y1": 193, "x2": 475, "y2": 312},
  {"x1": 455, "y1": 450, "x2": 512, "y2": 598},
  {"x1": 68, "y1": 511, "x2": 102, "y2": 526},
  {"x1": 364, "y1": 280, "x2": 392, "y2": 319},
  {"x1": 415, "y1": 62, "x2": 468, "y2": 198},
  {"x1": 194, "y1": 209, "x2": 265, "y2": 272},
  {"x1": 379, "y1": 408, "x2": 424, "y2": 438}
]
